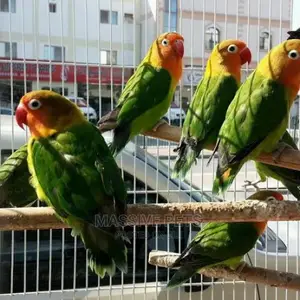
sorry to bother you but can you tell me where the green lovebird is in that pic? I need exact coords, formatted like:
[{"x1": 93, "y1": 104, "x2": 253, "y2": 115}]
[
  {"x1": 167, "y1": 190, "x2": 284, "y2": 289},
  {"x1": 242, "y1": 29, "x2": 300, "y2": 200},
  {"x1": 212, "y1": 39, "x2": 300, "y2": 195},
  {"x1": 98, "y1": 32, "x2": 184, "y2": 156},
  {"x1": 0, "y1": 144, "x2": 37, "y2": 207},
  {"x1": 245, "y1": 130, "x2": 300, "y2": 200},
  {"x1": 172, "y1": 39, "x2": 251, "y2": 178},
  {"x1": 15, "y1": 90, "x2": 128, "y2": 278}
]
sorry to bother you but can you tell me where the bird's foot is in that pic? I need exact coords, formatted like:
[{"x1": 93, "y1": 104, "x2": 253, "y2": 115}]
[
  {"x1": 242, "y1": 179, "x2": 262, "y2": 191},
  {"x1": 152, "y1": 118, "x2": 168, "y2": 132},
  {"x1": 272, "y1": 141, "x2": 291, "y2": 164}
]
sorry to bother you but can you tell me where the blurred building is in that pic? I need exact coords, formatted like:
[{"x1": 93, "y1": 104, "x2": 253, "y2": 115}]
[
  {"x1": 0, "y1": 0, "x2": 293, "y2": 115},
  {"x1": 142, "y1": 0, "x2": 293, "y2": 109},
  {"x1": 0, "y1": 0, "x2": 141, "y2": 116}
]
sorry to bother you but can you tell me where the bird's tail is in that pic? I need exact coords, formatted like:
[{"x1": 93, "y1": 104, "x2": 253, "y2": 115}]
[
  {"x1": 167, "y1": 265, "x2": 198, "y2": 289},
  {"x1": 212, "y1": 165, "x2": 238, "y2": 195},
  {"x1": 109, "y1": 125, "x2": 131, "y2": 157},
  {"x1": 73, "y1": 219, "x2": 128, "y2": 278},
  {"x1": 98, "y1": 108, "x2": 119, "y2": 133},
  {"x1": 172, "y1": 141, "x2": 201, "y2": 179},
  {"x1": 98, "y1": 107, "x2": 131, "y2": 157},
  {"x1": 167, "y1": 255, "x2": 216, "y2": 289},
  {"x1": 282, "y1": 180, "x2": 300, "y2": 200}
]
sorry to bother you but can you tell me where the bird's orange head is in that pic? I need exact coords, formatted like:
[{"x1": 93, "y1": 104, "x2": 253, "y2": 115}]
[
  {"x1": 205, "y1": 39, "x2": 252, "y2": 82},
  {"x1": 15, "y1": 90, "x2": 85, "y2": 139},
  {"x1": 143, "y1": 32, "x2": 184, "y2": 83}
]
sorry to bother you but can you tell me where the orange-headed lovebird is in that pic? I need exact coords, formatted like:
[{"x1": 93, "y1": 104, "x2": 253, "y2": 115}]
[
  {"x1": 172, "y1": 39, "x2": 251, "y2": 178},
  {"x1": 99, "y1": 32, "x2": 184, "y2": 156},
  {"x1": 167, "y1": 190, "x2": 284, "y2": 289},
  {"x1": 213, "y1": 39, "x2": 300, "y2": 194},
  {"x1": 15, "y1": 90, "x2": 128, "y2": 278}
]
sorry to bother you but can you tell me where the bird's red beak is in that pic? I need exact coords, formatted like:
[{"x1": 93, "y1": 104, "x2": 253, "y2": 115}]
[
  {"x1": 15, "y1": 103, "x2": 28, "y2": 130},
  {"x1": 173, "y1": 39, "x2": 184, "y2": 58},
  {"x1": 239, "y1": 46, "x2": 252, "y2": 65}
]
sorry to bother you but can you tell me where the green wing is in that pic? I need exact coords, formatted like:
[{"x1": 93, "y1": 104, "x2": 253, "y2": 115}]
[
  {"x1": 190, "y1": 222, "x2": 258, "y2": 259},
  {"x1": 213, "y1": 71, "x2": 289, "y2": 193},
  {"x1": 183, "y1": 75, "x2": 238, "y2": 144},
  {"x1": 219, "y1": 71, "x2": 288, "y2": 165},
  {"x1": 0, "y1": 144, "x2": 37, "y2": 207},
  {"x1": 172, "y1": 75, "x2": 238, "y2": 179},
  {"x1": 168, "y1": 222, "x2": 259, "y2": 288},
  {"x1": 30, "y1": 123, "x2": 127, "y2": 220},
  {"x1": 116, "y1": 63, "x2": 172, "y2": 125},
  {"x1": 172, "y1": 222, "x2": 258, "y2": 266},
  {"x1": 102, "y1": 62, "x2": 173, "y2": 156}
]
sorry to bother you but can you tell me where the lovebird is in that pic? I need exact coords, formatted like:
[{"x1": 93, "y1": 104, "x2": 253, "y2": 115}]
[
  {"x1": 0, "y1": 144, "x2": 37, "y2": 207},
  {"x1": 172, "y1": 39, "x2": 251, "y2": 178},
  {"x1": 167, "y1": 190, "x2": 284, "y2": 289},
  {"x1": 98, "y1": 32, "x2": 184, "y2": 156},
  {"x1": 244, "y1": 130, "x2": 300, "y2": 200},
  {"x1": 212, "y1": 39, "x2": 300, "y2": 195},
  {"x1": 15, "y1": 90, "x2": 128, "y2": 278}
]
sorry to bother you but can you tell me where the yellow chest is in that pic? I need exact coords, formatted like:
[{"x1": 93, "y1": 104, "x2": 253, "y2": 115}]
[{"x1": 27, "y1": 138, "x2": 48, "y2": 202}]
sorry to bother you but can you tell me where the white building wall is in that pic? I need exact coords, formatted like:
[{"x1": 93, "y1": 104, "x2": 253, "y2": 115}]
[
  {"x1": 177, "y1": 0, "x2": 291, "y2": 20},
  {"x1": 0, "y1": 0, "x2": 139, "y2": 66}
]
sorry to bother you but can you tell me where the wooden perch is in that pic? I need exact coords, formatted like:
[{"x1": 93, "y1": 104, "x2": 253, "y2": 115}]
[
  {"x1": 148, "y1": 251, "x2": 300, "y2": 291},
  {"x1": 143, "y1": 123, "x2": 300, "y2": 171},
  {"x1": 2, "y1": 199, "x2": 300, "y2": 231}
]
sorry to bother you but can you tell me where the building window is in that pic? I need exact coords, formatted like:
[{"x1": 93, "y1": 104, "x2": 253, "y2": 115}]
[
  {"x1": 205, "y1": 26, "x2": 220, "y2": 50},
  {"x1": 100, "y1": 10, "x2": 118, "y2": 25},
  {"x1": 49, "y1": 3, "x2": 56, "y2": 13},
  {"x1": 124, "y1": 13, "x2": 133, "y2": 24},
  {"x1": 0, "y1": 0, "x2": 16, "y2": 13},
  {"x1": 100, "y1": 50, "x2": 117, "y2": 65},
  {"x1": 44, "y1": 45, "x2": 65, "y2": 61},
  {"x1": 260, "y1": 31, "x2": 272, "y2": 50},
  {"x1": 0, "y1": 41, "x2": 17, "y2": 58},
  {"x1": 163, "y1": 0, "x2": 177, "y2": 32}
]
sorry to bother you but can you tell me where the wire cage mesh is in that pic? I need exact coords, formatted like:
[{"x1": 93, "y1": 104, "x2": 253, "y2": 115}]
[{"x1": 0, "y1": 0, "x2": 299, "y2": 299}]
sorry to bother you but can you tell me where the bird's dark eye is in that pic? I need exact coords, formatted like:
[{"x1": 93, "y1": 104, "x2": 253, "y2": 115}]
[
  {"x1": 162, "y1": 39, "x2": 169, "y2": 46},
  {"x1": 288, "y1": 50, "x2": 300, "y2": 60},
  {"x1": 28, "y1": 99, "x2": 42, "y2": 110},
  {"x1": 227, "y1": 44, "x2": 238, "y2": 53}
]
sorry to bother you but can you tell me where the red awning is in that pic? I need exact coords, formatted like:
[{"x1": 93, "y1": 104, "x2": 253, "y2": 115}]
[{"x1": 0, "y1": 58, "x2": 133, "y2": 84}]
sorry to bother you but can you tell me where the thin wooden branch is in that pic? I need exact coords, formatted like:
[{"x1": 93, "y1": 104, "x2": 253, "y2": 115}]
[
  {"x1": 143, "y1": 123, "x2": 300, "y2": 171},
  {"x1": 1, "y1": 199, "x2": 300, "y2": 231},
  {"x1": 148, "y1": 251, "x2": 300, "y2": 291}
]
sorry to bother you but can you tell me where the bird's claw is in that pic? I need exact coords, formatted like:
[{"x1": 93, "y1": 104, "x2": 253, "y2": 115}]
[
  {"x1": 152, "y1": 118, "x2": 168, "y2": 132},
  {"x1": 272, "y1": 141, "x2": 291, "y2": 164},
  {"x1": 242, "y1": 179, "x2": 262, "y2": 191}
]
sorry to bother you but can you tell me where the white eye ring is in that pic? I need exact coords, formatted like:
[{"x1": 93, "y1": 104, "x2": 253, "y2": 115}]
[
  {"x1": 227, "y1": 44, "x2": 238, "y2": 53},
  {"x1": 162, "y1": 39, "x2": 169, "y2": 46},
  {"x1": 288, "y1": 50, "x2": 300, "y2": 60},
  {"x1": 266, "y1": 196, "x2": 276, "y2": 201},
  {"x1": 28, "y1": 99, "x2": 42, "y2": 110}
]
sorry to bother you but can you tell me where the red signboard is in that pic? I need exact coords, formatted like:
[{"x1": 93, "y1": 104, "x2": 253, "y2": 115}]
[{"x1": 0, "y1": 58, "x2": 133, "y2": 84}]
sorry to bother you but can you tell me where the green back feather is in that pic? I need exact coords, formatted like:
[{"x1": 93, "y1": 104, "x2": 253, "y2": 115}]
[
  {"x1": 167, "y1": 221, "x2": 260, "y2": 288},
  {"x1": 213, "y1": 70, "x2": 289, "y2": 194},
  {"x1": 108, "y1": 63, "x2": 172, "y2": 156}
]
